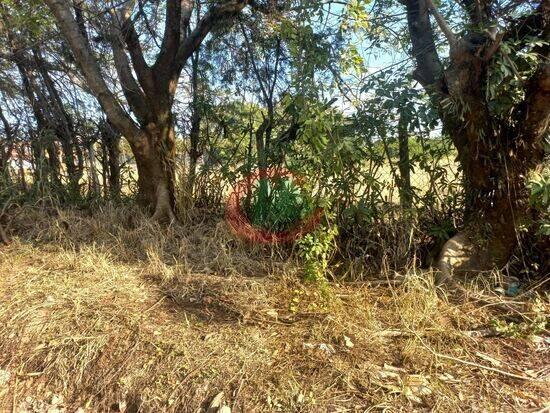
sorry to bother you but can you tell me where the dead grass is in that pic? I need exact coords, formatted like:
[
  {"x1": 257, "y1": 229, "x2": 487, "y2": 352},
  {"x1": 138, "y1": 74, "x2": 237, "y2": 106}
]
[{"x1": 0, "y1": 205, "x2": 548, "y2": 412}]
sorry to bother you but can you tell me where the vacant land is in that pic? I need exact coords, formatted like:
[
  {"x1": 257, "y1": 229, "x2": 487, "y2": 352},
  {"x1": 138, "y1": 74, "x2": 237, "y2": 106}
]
[{"x1": 0, "y1": 206, "x2": 548, "y2": 413}]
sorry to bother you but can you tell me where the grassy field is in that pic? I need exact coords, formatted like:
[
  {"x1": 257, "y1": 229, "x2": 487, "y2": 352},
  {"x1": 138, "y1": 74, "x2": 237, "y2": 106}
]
[{"x1": 0, "y1": 205, "x2": 548, "y2": 412}]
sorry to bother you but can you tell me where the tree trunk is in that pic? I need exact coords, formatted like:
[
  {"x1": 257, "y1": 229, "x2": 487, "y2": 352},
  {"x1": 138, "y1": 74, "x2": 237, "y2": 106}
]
[
  {"x1": 437, "y1": 141, "x2": 539, "y2": 280},
  {"x1": 33, "y1": 47, "x2": 82, "y2": 193},
  {"x1": 107, "y1": 136, "x2": 121, "y2": 199},
  {"x1": 100, "y1": 141, "x2": 109, "y2": 198},
  {"x1": 403, "y1": 0, "x2": 549, "y2": 280},
  {"x1": 255, "y1": 117, "x2": 270, "y2": 222},
  {"x1": 99, "y1": 120, "x2": 121, "y2": 199},
  {"x1": 0, "y1": 223, "x2": 9, "y2": 245},
  {"x1": 131, "y1": 120, "x2": 177, "y2": 222},
  {"x1": 436, "y1": 42, "x2": 548, "y2": 280},
  {"x1": 397, "y1": 111, "x2": 412, "y2": 209},
  {"x1": 87, "y1": 140, "x2": 100, "y2": 196},
  {"x1": 0, "y1": 157, "x2": 10, "y2": 184},
  {"x1": 186, "y1": 111, "x2": 201, "y2": 205},
  {"x1": 185, "y1": 48, "x2": 202, "y2": 206},
  {"x1": 44, "y1": 0, "x2": 250, "y2": 222},
  {"x1": 45, "y1": 139, "x2": 62, "y2": 187}
]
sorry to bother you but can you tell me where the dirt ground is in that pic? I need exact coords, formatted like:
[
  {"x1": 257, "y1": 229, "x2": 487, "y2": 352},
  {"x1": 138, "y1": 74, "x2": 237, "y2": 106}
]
[{"x1": 0, "y1": 206, "x2": 548, "y2": 412}]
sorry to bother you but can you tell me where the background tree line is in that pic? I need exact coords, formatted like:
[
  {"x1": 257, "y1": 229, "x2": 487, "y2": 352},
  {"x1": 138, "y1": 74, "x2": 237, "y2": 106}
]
[{"x1": 0, "y1": 0, "x2": 548, "y2": 279}]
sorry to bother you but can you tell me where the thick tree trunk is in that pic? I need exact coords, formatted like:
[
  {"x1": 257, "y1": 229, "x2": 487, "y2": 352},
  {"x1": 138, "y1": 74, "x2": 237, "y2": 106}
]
[
  {"x1": 131, "y1": 120, "x2": 177, "y2": 222},
  {"x1": 44, "y1": 0, "x2": 250, "y2": 223},
  {"x1": 437, "y1": 44, "x2": 547, "y2": 280},
  {"x1": 437, "y1": 132, "x2": 539, "y2": 280},
  {"x1": 403, "y1": 0, "x2": 549, "y2": 281}
]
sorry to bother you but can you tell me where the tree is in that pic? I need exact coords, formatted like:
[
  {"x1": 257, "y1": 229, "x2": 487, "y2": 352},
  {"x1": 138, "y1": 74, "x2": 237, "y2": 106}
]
[
  {"x1": 98, "y1": 119, "x2": 121, "y2": 199},
  {"x1": 402, "y1": 0, "x2": 549, "y2": 278},
  {"x1": 42, "y1": 0, "x2": 256, "y2": 221}
]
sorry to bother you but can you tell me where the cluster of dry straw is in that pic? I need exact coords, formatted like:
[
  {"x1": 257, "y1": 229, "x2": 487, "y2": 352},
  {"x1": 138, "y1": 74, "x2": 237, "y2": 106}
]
[{"x1": 0, "y1": 204, "x2": 548, "y2": 412}]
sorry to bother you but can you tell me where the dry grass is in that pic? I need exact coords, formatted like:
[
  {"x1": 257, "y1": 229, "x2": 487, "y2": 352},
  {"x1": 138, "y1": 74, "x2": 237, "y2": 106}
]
[{"x1": 0, "y1": 205, "x2": 548, "y2": 412}]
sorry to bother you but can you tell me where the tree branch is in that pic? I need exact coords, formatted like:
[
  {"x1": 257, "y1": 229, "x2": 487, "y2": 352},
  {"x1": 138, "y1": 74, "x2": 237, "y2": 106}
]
[
  {"x1": 176, "y1": 0, "x2": 250, "y2": 72},
  {"x1": 153, "y1": 0, "x2": 183, "y2": 73},
  {"x1": 404, "y1": 0, "x2": 445, "y2": 91},
  {"x1": 43, "y1": 0, "x2": 142, "y2": 142},
  {"x1": 118, "y1": 3, "x2": 156, "y2": 96},
  {"x1": 504, "y1": 0, "x2": 549, "y2": 43},
  {"x1": 425, "y1": 0, "x2": 458, "y2": 45},
  {"x1": 108, "y1": 12, "x2": 150, "y2": 123}
]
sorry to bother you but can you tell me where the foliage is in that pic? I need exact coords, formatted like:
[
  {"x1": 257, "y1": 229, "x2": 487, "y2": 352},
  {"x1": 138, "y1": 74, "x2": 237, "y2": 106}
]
[
  {"x1": 297, "y1": 223, "x2": 339, "y2": 283},
  {"x1": 486, "y1": 38, "x2": 547, "y2": 119},
  {"x1": 245, "y1": 177, "x2": 315, "y2": 232},
  {"x1": 491, "y1": 297, "x2": 548, "y2": 338}
]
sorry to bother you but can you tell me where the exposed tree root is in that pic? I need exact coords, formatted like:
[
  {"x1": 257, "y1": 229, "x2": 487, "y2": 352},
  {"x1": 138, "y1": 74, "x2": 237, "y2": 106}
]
[{"x1": 151, "y1": 184, "x2": 178, "y2": 224}]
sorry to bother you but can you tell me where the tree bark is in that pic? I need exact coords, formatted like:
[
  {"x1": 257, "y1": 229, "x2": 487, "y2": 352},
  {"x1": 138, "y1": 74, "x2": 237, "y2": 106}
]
[
  {"x1": 17, "y1": 145, "x2": 28, "y2": 192},
  {"x1": 0, "y1": 105, "x2": 14, "y2": 183},
  {"x1": 99, "y1": 120, "x2": 121, "y2": 199},
  {"x1": 185, "y1": 45, "x2": 202, "y2": 206},
  {"x1": 130, "y1": 120, "x2": 177, "y2": 222},
  {"x1": 107, "y1": 138, "x2": 121, "y2": 200}
]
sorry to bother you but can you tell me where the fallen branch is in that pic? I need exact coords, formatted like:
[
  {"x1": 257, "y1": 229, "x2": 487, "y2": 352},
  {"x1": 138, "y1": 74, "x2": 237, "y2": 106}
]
[
  {"x1": 433, "y1": 351, "x2": 538, "y2": 381},
  {"x1": 412, "y1": 330, "x2": 538, "y2": 381}
]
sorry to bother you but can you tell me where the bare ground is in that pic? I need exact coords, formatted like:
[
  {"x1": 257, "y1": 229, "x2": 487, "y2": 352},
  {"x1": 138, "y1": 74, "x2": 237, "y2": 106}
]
[{"x1": 0, "y1": 205, "x2": 548, "y2": 412}]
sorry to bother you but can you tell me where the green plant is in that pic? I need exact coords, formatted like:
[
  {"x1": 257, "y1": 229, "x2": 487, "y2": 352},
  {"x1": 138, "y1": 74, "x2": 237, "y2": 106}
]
[
  {"x1": 297, "y1": 224, "x2": 338, "y2": 284},
  {"x1": 486, "y1": 38, "x2": 546, "y2": 119},
  {"x1": 491, "y1": 297, "x2": 548, "y2": 338},
  {"x1": 245, "y1": 177, "x2": 315, "y2": 232}
]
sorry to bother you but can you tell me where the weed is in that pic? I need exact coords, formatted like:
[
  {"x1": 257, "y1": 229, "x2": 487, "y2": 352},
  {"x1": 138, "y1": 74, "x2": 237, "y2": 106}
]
[{"x1": 297, "y1": 223, "x2": 338, "y2": 284}]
